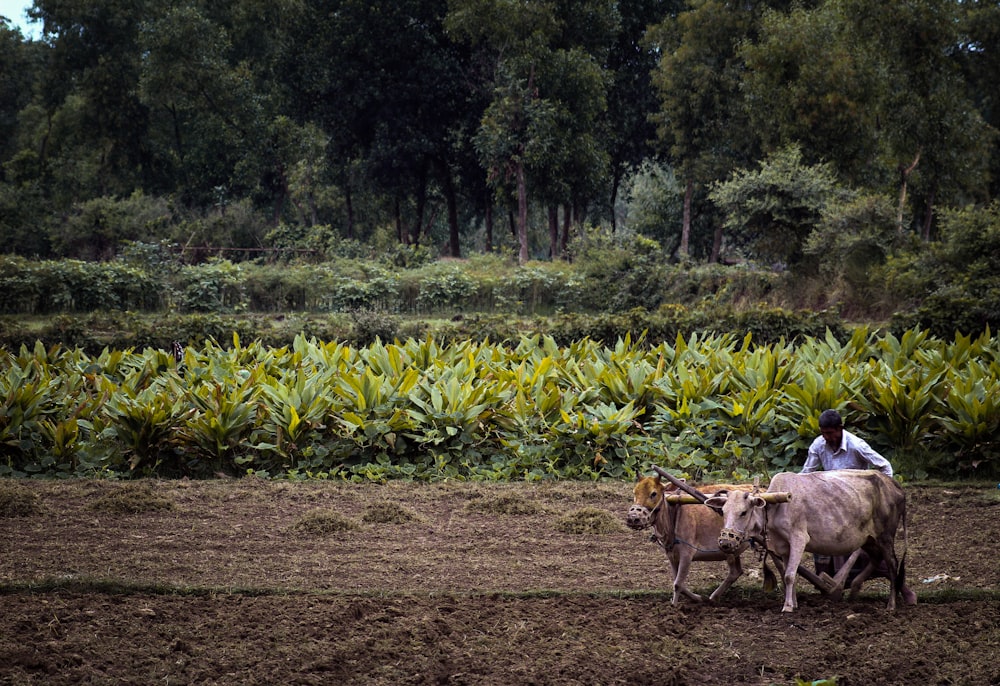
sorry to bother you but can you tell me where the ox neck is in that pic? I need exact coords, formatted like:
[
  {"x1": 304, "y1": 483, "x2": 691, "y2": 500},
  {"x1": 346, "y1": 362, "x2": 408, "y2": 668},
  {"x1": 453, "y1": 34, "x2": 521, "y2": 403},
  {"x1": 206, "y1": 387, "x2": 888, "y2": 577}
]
[{"x1": 651, "y1": 494, "x2": 680, "y2": 549}]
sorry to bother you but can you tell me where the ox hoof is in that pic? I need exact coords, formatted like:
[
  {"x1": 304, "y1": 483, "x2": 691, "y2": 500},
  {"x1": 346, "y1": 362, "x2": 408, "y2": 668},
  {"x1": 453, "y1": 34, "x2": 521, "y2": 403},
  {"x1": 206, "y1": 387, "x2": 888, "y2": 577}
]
[{"x1": 902, "y1": 588, "x2": 918, "y2": 605}]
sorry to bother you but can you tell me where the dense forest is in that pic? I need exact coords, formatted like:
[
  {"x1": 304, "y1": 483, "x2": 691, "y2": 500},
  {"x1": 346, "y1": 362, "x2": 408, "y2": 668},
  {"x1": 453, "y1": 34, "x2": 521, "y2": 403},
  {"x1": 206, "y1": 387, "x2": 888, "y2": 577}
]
[{"x1": 1, "y1": 0, "x2": 999, "y2": 333}]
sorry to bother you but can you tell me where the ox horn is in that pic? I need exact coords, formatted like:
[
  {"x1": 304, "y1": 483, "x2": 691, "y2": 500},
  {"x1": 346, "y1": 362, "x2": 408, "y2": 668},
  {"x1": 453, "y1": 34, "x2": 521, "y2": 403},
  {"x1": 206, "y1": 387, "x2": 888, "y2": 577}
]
[{"x1": 757, "y1": 491, "x2": 792, "y2": 504}]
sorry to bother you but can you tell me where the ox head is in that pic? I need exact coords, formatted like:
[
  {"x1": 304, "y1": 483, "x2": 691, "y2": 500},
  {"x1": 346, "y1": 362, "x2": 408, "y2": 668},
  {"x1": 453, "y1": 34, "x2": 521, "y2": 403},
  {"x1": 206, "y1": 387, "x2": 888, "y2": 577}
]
[
  {"x1": 626, "y1": 475, "x2": 672, "y2": 530},
  {"x1": 704, "y1": 489, "x2": 771, "y2": 553}
]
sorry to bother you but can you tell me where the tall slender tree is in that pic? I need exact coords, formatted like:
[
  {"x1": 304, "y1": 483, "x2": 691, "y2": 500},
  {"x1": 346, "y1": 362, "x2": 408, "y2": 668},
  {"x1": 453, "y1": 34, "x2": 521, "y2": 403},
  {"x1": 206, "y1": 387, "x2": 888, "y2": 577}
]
[
  {"x1": 446, "y1": 0, "x2": 561, "y2": 263},
  {"x1": 604, "y1": 0, "x2": 683, "y2": 232},
  {"x1": 648, "y1": 0, "x2": 764, "y2": 261}
]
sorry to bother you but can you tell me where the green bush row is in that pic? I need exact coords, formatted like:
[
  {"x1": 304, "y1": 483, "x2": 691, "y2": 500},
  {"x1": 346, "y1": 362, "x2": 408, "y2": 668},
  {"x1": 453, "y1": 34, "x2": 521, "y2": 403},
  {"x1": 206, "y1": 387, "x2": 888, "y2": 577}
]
[
  {"x1": 0, "y1": 252, "x2": 782, "y2": 318},
  {"x1": 0, "y1": 304, "x2": 846, "y2": 356}
]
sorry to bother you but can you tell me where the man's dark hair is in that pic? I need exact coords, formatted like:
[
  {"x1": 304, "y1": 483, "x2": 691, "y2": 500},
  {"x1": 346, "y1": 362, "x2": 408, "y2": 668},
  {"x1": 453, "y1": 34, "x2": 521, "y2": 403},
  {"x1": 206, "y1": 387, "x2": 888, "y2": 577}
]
[{"x1": 818, "y1": 409, "x2": 843, "y2": 429}]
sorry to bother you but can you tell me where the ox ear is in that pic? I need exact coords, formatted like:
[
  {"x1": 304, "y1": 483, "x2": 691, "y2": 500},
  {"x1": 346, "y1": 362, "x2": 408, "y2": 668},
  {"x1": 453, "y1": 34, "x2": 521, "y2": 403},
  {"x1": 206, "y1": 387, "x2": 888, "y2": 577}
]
[
  {"x1": 749, "y1": 495, "x2": 768, "y2": 508},
  {"x1": 704, "y1": 494, "x2": 727, "y2": 509}
]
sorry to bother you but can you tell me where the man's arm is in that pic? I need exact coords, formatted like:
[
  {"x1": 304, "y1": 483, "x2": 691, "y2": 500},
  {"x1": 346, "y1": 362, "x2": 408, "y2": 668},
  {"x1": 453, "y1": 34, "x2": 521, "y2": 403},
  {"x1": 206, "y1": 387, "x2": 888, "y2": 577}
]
[
  {"x1": 852, "y1": 435, "x2": 893, "y2": 477},
  {"x1": 801, "y1": 439, "x2": 823, "y2": 473}
]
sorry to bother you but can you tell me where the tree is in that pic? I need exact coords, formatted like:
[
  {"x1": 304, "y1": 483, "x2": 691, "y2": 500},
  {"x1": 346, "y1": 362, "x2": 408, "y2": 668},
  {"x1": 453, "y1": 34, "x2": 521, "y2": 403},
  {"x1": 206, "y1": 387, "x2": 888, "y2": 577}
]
[
  {"x1": 604, "y1": 0, "x2": 683, "y2": 232},
  {"x1": 292, "y1": 0, "x2": 478, "y2": 253},
  {"x1": 959, "y1": 1, "x2": 1000, "y2": 201},
  {"x1": 531, "y1": 41, "x2": 612, "y2": 258},
  {"x1": 648, "y1": 0, "x2": 765, "y2": 261},
  {"x1": 447, "y1": 0, "x2": 561, "y2": 264},
  {"x1": 709, "y1": 145, "x2": 844, "y2": 268},
  {"x1": 474, "y1": 61, "x2": 558, "y2": 264},
  {"x1": 0, "y1": 21, "x2": 40, "y2": 168},
  {"x1": 740, "y1": 4, "x2": 884, "y2": 187},
  {"x1": 839, "y1": 0, "x2": 995, "y2": 237},
  {"x1": 138, "y1": 5, "x2": 269, "y2": 206},
  {"x1": 449, "y1": 0, "x2": 625, "y2": 263},
  {"x1": 27, "y1": 0, "x2": 159, "y2": 200}
]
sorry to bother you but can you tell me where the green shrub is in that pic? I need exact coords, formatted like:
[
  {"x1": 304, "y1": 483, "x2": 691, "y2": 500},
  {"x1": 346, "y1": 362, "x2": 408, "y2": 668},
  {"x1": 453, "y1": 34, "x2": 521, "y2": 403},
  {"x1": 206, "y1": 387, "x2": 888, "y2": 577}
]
[
  {"x1": 47, "y1": 193, "x2": 176, "y2": 261},
  {"x1": 881, "y1": 202, "x2": 1000, "y2": 338},
  {"x1": 175, "y1": 260, "x2": 246, "y2": 313},
  {"x1": 350, "y1": 309, "x2": 400, "y2": 346}
]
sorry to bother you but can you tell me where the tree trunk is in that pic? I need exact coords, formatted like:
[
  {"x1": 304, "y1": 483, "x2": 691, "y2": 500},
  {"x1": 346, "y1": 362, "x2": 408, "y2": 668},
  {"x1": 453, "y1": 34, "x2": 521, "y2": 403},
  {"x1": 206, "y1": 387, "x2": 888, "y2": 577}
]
[
  {"x1": 485, "y1": 203, "x2": 494, "y2": 253},
  {"x1": 710, "y1": 224, "x2": 723, "y2": 263},
  {"x1": 395, "y1": 197, "x2": 405, "y2": 244},
  {"x1": 897, "y1": 151, "x2": 920, "y2": 234},
  {"x1": 922, "y1": 187, "x2": 936, "y2": 241},
  {"x1": 444, "y1": 172, "x2": 461, "y2": 258},
  {"x1": 272, "y1": 165, "x2": 288, "y2": 227},
  {"x1": 609, "y1": 170, "x2": 621, "y2": 233},
  {"x1": 516, "y1": 161, "x2": 529, "y2": 265},
  {"x1": 561, "y1": 204, "x2": 571, "y2": 257},
  {"x1": 548, "y1": 206, "x2": 559, "y2": 259},
  {"x1": 345, "y1": 185, "x2": 355, "y2": 240},
  {"x1": 680, "y1": 178, "x2": 693, "y2": 258},
  {"x1": 412, "y1": 170, "x2": 427, "y2": 247}
]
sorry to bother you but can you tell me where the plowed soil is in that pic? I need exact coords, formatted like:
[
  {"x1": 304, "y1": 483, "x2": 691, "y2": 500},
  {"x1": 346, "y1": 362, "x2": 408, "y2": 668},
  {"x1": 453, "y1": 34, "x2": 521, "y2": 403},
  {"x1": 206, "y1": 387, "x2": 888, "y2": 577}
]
[{"x1": 1, "y1": 478, "x2": 998, "y2": 686}]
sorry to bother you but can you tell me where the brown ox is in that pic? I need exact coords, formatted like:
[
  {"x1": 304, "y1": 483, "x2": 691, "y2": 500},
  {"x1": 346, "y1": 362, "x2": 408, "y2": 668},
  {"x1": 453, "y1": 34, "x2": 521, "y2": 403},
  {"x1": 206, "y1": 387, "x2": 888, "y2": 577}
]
[
  {"x1": 626, "y1": 475, "x2": 753, "y2": 604},
  {"x1": 705, "y1": 469, "x2": 914, "y2": 612}
]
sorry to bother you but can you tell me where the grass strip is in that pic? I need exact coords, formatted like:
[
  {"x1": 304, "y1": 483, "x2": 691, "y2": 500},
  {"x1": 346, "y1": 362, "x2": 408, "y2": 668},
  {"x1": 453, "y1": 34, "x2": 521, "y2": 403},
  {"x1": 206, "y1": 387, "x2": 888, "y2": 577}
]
[{"x1": 2, "y1": 577, "x2": 997, "y2": 604}]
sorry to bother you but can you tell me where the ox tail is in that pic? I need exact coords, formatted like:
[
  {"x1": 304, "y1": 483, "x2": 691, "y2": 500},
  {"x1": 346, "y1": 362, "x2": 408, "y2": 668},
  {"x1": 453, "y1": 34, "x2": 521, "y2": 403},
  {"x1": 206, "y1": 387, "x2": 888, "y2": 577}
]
[
  {"x1": 897, "y1": 554, "x2": 907, "y2": 594},
  {"x1": 762, "y1": 556, "x2": 778, "y2": 593},
  {"x1": 896, "y1": 492, "x2": 914, "y2": 604}
]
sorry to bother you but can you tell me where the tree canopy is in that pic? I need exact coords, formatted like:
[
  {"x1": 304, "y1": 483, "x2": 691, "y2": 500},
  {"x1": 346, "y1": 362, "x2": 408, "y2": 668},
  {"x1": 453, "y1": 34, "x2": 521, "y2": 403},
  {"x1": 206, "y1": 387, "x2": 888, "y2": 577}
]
[{"x1": 1, "y1": 0, "x2": 997, "y2": 269}]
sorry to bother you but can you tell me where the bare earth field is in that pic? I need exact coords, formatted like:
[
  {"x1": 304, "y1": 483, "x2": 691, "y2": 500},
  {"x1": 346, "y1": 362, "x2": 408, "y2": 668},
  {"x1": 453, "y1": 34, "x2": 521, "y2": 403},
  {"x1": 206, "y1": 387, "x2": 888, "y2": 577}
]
[{"x1": 1, "y1": 478, "x2": 998, "y2": 686}]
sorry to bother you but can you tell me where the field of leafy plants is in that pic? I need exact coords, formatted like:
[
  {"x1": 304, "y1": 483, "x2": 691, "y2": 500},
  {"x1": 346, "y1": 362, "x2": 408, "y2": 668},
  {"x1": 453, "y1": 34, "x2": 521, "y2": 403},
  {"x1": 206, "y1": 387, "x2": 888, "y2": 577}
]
[{"x1": 2, "y1": 326, "x2": 999, "y2": 481}]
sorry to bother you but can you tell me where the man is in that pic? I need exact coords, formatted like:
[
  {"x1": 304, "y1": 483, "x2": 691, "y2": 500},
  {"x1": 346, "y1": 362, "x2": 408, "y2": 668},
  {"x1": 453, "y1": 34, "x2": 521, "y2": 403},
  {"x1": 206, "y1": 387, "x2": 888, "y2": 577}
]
[
  {"x1": 802, "y1": 409, "x2": 893, "y2": 582},
  {"x1": 802, "y1": 409, "x2": 893, "y2": 477}
]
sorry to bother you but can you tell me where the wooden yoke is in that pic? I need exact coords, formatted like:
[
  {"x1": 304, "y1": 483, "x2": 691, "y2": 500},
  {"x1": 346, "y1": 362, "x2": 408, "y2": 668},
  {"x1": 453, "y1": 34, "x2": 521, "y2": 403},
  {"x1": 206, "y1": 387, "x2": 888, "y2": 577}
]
[
  {"x1": 758, "y1": 492, "x2": 792, "y2": 503},
  {"x1": 663, "y1": 494, "x2": 708, "y2": 504},
  {"x1": 652, "y1": 465, "x2": 791, "y2": 504}
]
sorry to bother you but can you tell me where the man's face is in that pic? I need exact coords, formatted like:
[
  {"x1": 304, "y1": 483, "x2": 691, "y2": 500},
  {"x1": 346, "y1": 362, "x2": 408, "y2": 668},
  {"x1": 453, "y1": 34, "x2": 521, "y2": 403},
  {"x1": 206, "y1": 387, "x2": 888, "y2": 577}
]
[{"x1": 820, "y1": 426, "x2": 843, "y2": 449}]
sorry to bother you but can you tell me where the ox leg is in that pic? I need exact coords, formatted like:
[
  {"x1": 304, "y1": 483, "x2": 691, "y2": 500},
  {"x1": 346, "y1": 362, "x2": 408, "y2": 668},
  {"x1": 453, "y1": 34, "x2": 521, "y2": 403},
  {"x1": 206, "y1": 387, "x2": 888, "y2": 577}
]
[
  {"x1": 707, "y1": 555, "x2": 743, "y2": 602},
  {"x1": 882, "y1": 545, "x2": 917, "y2": 606},
  {"x1": 781, "y1": 543, "x2": 808, "y2": 613},
  {"x1": 762, "y1": 556, "x2": 781, "y2": 593},
  {"x1": 896, "y1": 552, "x2": 917, "y2": 605},
  {"x1": 670, "y1": 552, "x2": 705, "y2": 604},
  {"x1": 858, "y1": 540, "x2": 901, "y2": 610},
  {"x1": 880, "y1": 543, "x2": 901, "y2": 611}
]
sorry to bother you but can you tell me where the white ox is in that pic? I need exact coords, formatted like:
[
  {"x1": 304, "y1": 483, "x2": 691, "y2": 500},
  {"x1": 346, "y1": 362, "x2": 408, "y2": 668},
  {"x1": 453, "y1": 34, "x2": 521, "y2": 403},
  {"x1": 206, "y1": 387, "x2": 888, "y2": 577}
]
[
  {"x1": 705, "y1": 469, "x2": 914, "y2": 612},
  {"x1": 626, "y1": 476, "x2": 754, "y2": 604}
]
